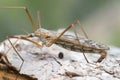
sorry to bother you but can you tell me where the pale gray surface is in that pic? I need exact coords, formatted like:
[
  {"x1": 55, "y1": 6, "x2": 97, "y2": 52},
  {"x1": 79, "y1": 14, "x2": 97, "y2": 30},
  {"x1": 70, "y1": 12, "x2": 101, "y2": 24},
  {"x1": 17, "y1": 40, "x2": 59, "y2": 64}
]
[{"x1": 0, "y1": 38, "x2": 120, "y2": 80}]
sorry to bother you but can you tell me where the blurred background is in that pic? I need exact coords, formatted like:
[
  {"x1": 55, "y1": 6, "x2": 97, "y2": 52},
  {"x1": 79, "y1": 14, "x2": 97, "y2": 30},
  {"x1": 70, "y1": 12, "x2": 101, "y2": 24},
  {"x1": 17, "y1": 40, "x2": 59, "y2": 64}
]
[{"x1": 0, "y1": 0, "x2": 120, "y2": 47}]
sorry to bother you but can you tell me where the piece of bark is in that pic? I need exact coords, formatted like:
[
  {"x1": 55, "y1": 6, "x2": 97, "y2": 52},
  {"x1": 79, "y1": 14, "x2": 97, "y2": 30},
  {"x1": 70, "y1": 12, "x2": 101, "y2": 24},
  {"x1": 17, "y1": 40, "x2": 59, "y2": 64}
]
[
  {"x1": 0, "y1": 38, "x2": 120, "y2": 80},
  {"x1": 0, "y1": 68, "x2": 36, "y2": 80},
  {"x1": 0, "y1": 53, "x2": 36, "y2": 80}
]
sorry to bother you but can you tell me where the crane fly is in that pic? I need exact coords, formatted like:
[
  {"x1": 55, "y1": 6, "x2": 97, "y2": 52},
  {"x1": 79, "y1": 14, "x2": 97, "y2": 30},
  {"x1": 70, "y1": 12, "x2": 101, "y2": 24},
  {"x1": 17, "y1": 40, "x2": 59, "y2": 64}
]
[{"x1": 0, "y1": 6, "x2": 109, "y2": 74}]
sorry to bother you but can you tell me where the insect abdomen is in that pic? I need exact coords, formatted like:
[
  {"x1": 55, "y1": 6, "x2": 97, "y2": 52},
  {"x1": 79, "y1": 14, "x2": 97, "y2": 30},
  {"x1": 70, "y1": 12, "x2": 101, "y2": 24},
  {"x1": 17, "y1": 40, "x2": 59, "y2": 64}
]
[{"x1": 55, "y1": 40, "x2": 101, "y2": 53}]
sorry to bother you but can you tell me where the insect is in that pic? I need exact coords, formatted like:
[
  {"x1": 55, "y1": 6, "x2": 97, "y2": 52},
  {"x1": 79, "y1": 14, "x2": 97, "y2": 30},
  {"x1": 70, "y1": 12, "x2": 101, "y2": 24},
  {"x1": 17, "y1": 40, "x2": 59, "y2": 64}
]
[
  {"x1": 58, "y1": 52, "x2": 64, "y2": 59},
  {"x1": 0, "y1": 6, "x2": 109, "y2": 72}
]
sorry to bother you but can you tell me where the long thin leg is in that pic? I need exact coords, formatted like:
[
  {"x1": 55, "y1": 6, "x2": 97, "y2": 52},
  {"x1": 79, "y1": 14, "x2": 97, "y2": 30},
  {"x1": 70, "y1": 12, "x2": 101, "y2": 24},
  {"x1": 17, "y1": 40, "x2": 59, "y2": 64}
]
[
  {"x1": 0, "y1": 38, "x2": 21, "y2": 79},
  {"x1": 37, "y1": 11, "x2": 42, "y2": 29},
  {"x1": 75, "y1": 20, "x2": 88, "y2": 39},
  {"x1": 71, "y1": 25, "x2": 89, "y2": 63},
  {"x1": 46, "y1": 24, "x2": 74, "y2": 47},
  {"x1": 8, "y1": 36, "x2": 43, "y2": 48},
  {"x1": 7, "y1": 37, "x2": 24, "y2": 80},
  {"x1": 46, "y1": 21, "x2": 89, "y2": 63},
  {"x1": 0, "y1": 6, "x2": 37, "y2": 32},
  {"x1": 47, "y1": 20, "x2": 88, "y2": 47},
  {"x1": 7, "y1": 37, "x2": 24, "y2": 72},
  {"x1": 0, "y1": 38, "x2": 20, "y2": 63},
  {"x1": 37, "y1": 11, "x2": 42, "y2": 39}
]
